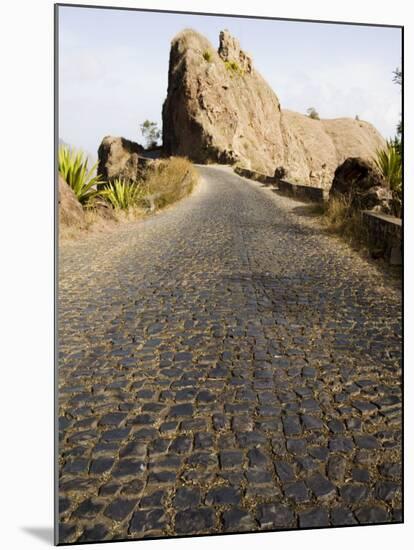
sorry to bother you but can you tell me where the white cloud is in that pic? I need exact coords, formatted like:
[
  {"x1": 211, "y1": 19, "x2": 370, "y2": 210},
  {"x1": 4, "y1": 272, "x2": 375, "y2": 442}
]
[
  {"x1": 270, "y1": 61, "x2": 401, "y2": 138},
  {"x1": 59, "y1": 42, "x2": 169, "y2": 153}
]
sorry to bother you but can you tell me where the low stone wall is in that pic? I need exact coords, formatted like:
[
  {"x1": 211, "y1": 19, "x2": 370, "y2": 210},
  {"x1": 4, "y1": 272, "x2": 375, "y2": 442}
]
[
  {"x1": 362, "y1": 211, "x2": 402, "y2": 265},
  {"x1": 277, "y1": 179, "x2": 328, "y2": 203},
  {"x1": 235, "y1": 168, "x2": 402, "y2": 265},
  {"x1": 234, "y1": 166, "x2": 277, "y2": 184}
]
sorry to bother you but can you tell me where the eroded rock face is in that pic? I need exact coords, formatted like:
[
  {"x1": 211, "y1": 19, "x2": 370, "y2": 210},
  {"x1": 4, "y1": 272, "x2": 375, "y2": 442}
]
[
  {"x1": 330, "y1": 157, "x2": 393, "y2": 212},
  {"x1": 281, "y1": 111, "x2": 386, "y2": 188},
  {"x1": 281, "y1": 111, "x2": 338, "y2": 187},
  {"x1": 162, "y1": 29, "x2": 386, "y2": 186},
  {"x1": 58, "y1": 175, "x2": 86, "y2": 228},
  {"x1": 162, "y1": 29, "x2": 292, "y2": 176},
  {"x1": 97, "y1": 136, "x2": 151, "y2": 183}
]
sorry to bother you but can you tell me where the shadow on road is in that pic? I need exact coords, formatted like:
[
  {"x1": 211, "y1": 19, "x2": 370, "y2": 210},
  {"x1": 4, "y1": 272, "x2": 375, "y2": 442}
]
[{"x1": 290, "y1": 204, "x2": 324, "y2": 218}]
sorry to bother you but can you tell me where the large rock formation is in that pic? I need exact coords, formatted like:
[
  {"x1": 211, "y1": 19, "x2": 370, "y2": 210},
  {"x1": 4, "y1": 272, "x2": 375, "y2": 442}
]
[
  {"x1": 282, "y1": 111, "x2": 386, "y2": 188},
  {"x1": 97, "y1": 136, "x2": 152, "y2": 184},
  {"x1": 162, "y1": 29, "x2": 386, "y2": 187},
  {"x1": 162, "y1": 29, "x2": 292, "y2": 176},
  {"x1": 330, "y1": 157, "x2": 393, "y2": 212},
  {"x1": 58, "y1": 175, "x2": 86, "y2": 228}
]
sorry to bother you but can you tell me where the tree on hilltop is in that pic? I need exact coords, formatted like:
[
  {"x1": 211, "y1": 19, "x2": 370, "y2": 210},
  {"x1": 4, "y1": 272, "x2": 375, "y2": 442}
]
[
  {"x1": 306, "y1": 107, "x2": 320, "y2": 120},
  {"x1": 140, "y1": 120, "x2": 161, "y2": 149}
]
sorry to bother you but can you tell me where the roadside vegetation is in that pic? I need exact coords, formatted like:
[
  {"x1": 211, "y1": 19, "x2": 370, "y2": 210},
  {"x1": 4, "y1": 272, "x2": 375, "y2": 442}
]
[
  {"x1": 317, "y1": 65, "x2": 402, "y2": 249},
  {"x1": 374, "y1": 141, "x2": 402, "y2": 202},
  {"x1": 392, "y1": 66, "x2": 402, "y2": 156},
  {"x1": 318, "y1": 195, "x2": 368, "y2": 247},
  {"x1": 100, "y1": 179, "x2": 147, "y2": 211},
  {"x1": 145, "y1": 157, "x2": 197, "y2": 210},
  {"x1": 58, "y1": 145, "x2": 198, "y2": 240},
  {"x1": 58, "y1": 147, "x2": 102, "y2": 205},
  {"x1": 313, "y1": 140, "x2": 402, "y2": 252}
]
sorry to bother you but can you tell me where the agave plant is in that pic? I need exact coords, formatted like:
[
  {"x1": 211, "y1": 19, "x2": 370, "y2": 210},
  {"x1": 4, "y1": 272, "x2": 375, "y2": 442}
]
[
  {"x1": 373, "y1": 141, "x2": 402, "y2": 195},
  {"x1": 101, "y1": 179, "x2": 146, "y2": 210},
  {"x1": 58, "y1": 146, "x2": 103, "y2": 205}
]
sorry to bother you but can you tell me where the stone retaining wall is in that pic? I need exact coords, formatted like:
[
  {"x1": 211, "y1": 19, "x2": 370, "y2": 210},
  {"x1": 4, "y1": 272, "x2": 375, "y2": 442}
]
[
  {"x1": 362, "y1": 211, "x2": 402, "y2": 265},
  {"x1": 234, "y1": 166, "x2": 277, "y2": 184},
  {"x1": 235, "y1": 166, "x2": 402, "y2": 266},
  {"x1": 234, "y1": 168, "x2": 329, "y2": 203},
  {"x1": 277, "y1": 180, "x2": 328, "y2": 203}
]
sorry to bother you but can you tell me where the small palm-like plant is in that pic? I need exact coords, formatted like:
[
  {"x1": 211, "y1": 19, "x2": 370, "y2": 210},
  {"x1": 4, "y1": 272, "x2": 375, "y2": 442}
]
[
  {"x1": 58, "y1": 146, "x2": 103, "y2": 205},
  {"x1": 374, "y1": 141, "x2": 402, "y2": 195},
  {"x1": 101, "y1": 179, "x2": 146, "y2": 210}
]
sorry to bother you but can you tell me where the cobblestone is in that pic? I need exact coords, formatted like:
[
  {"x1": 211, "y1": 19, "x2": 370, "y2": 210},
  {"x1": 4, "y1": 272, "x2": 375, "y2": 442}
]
[
  {"x1": 331, "y1": 506, "x2": 357, "y2": 526},
  {"x1": 104, "y1": 498, "x2": 137, "y2": 521},
  {"x1": 58, "y1": 166, "x2": 402, "y2": 542},
  {"x1": 78, "y1": 523, "x2": 109, "y2": 542},
  {"x1": 222, "y1": 507, "x2": 256, "y2": 531},
  {"x1": 174, "y1": 508, "x2": 215, "y2": 534},
  {"x1": 257, "y1": 503, "x2": 296, "y2": 529},
  {"x1": 307, "y1": 473, "x2": 336, "y2": 500},
  {"x1": 299, "y1": 507, "x2": 330, "y2": 528}
]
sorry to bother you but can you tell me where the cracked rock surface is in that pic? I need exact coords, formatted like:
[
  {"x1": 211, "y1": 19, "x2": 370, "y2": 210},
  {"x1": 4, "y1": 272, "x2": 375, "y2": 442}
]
[{"x1": 58, "y1": 166, "x2": 402, "y2": 543}]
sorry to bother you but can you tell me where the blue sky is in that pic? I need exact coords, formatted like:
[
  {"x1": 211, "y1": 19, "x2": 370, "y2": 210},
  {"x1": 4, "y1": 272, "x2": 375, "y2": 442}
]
[{"x1": 58, "y1": 6, "x2": 402, "y2": 160}]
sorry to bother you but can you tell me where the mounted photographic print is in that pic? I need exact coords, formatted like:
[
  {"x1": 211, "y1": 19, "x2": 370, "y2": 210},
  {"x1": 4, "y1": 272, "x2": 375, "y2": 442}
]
[{"x1": 56, "y1": 3, "x2": 403, "y2": 545}]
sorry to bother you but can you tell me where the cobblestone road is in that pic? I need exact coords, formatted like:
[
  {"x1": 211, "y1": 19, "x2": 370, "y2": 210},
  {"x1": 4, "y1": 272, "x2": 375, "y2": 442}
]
[{"x1": 58, "y1": 166, "x2": 402, "y2": 543}]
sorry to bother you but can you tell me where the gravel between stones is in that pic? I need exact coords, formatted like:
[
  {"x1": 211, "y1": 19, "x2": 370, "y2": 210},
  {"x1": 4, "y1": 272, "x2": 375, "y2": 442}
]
[{"x1": 58, "y1": 165, "x2": 402, "y2": 543}]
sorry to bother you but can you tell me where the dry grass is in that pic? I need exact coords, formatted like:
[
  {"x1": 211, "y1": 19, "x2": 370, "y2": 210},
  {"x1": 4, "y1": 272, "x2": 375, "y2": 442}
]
[
  {"x1": 59, "y1": 157, "x2": 198, "y2": 242},
  {"x1": 319, "y1": 195, "x2": 369, "y2": 248},
  {"x1": 59, "y1": 208, "x2": 122, "y2": 241},
  {"x1": 144, "y1": 157, "x2": 198, "y2": 211},
  {"x1": 59, "y1": 203, "x2": 148, "y2": 241},
  {"x1": 224, "y1": 59, "x2": 244, "y2": 77},
  {"x1": 314, "y1": 196, "x2": 401, "y2": 274}
]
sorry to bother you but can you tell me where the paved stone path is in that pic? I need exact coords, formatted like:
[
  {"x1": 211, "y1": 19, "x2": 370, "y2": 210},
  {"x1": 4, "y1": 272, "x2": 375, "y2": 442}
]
[{"x1": 58, "y1": 166, "x2": 402, "y2": 543}]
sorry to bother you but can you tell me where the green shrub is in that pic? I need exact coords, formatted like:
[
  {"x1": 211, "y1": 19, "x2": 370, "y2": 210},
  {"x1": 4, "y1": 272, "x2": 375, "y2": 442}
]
[
  {"x1": 140, "y1": 120, "x2": 161, "y2": 149},
  {"x1": 306, "y1": 107, "x2": 320, "y2": 120},
  {"x1": 60, "y1": 157, "x2": 198, "y2": 239},
  {"x1": 202, "y1": 50, "x2": 212, "y2": 62},
  {"x1": 224, "y1": 60, "x2": 243, "y2": 77},
  {"x1": 58, "y1": 146, "x2": 103, "y2": 205},
  {"x1": 374, "y1": 141, "x2": 402, "y2": 197},
  {"x1": 100, "y1": 179, "x2": 146, "y2": 210},
  {"x1": 101, "y1": 158, "x2": 197, "y2": 212}
]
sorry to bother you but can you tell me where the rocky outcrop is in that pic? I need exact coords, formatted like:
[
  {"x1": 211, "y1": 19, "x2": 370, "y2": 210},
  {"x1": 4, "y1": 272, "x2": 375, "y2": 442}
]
[
  {"x1": 58, "y1": 175, "x2": 86, "y2": 228},
  {"x1": 281, "y1": 111, "x2": 338, "y2": 187},
  {"x1": 97, "y1": 136, "x2": 152, "y2": 184},
  {"x1": 162, "y1": 29, "x2": 386, "y2": 187},
  {"x1": 329, "y1": 157, "x2": 393, "y2": 213},
  {"x1": 162, "y1": 29, "x2": 292, "y2": 176},
  {"x1": 282, "y1": 111, "x2": 386, "y2": 188}
]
